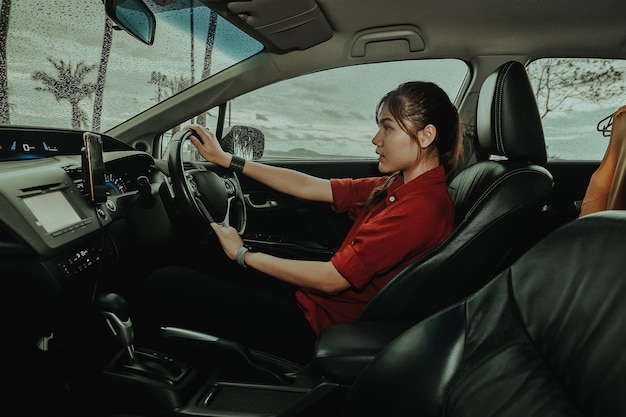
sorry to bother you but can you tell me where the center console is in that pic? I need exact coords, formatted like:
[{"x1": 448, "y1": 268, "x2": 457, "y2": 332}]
[{"x1": 88, "y1": 293, "x2": 346, "y2": 417}]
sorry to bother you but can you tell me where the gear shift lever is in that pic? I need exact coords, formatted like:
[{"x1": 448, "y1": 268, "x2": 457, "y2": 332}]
[
  {"x1": 95, "y1": 293, "x2": 137, "y2": 363},
  {"x1": 91, "y1": 295, "x2": 191, "y2": 411}
]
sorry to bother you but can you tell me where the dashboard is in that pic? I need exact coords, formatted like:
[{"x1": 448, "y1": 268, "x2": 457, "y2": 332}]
[
  {"x1": 0, "y1": 126, "x2": 133, "y2": 161},
  {"x1": 0, "y1": 126, "x2": 163, "y2": 280},
  {"x1": 0, "y1": 126, "x2": 174, "y2": 351}
]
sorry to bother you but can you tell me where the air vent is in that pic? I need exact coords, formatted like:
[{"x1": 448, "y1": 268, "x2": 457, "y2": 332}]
[
  {"x1": 21, "y1": 183, "x2": 64, "y2": 193},
  {"x1": 62, "y1": 164, "x2": 82, "y2": 179},
  {"x1": 62, "y1": 164, "x2": 86, "y2": 195}
]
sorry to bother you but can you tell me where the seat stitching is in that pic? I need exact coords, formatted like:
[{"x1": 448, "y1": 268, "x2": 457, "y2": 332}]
[
  {"x1": 494, "y1": 62, "x2": 515, "y2": 156},
  {"x1": 464, "y1": 168, "x2": 551, "y2": 219}
]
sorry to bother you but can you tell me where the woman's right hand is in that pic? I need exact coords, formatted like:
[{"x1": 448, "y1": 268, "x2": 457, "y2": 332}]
[{"x1": 185, "y1": 124, "x2": 231, "y2": 168}]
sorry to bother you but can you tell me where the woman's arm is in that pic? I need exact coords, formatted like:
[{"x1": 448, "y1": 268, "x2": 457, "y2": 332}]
[
  {"x1": 245, "y1": 252, "x2": 350, "y2": 294},
  {"x1": 187, "y1": 125, "x2": 334, "y2": 203},
  {"x1": 579, "y1": 105, "x2": 626, "y2": 216},
  {"x1": 210, "y1": 223, "x2": 351, "y2": 293}
]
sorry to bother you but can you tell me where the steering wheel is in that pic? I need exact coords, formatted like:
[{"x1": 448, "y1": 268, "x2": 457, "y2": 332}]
[{"x1": 166, "y1": 128, "x2": 247, "y2": 235}]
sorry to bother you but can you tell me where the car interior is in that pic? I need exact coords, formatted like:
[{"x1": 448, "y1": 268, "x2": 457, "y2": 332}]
[{"x1": 1, "y1": 0, "x2": 625, "y2": 416}]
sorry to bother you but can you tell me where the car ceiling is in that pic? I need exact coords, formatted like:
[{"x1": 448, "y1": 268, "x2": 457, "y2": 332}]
[{"x1": 206, "y1": 0, "x2": 626, "y2": 59}]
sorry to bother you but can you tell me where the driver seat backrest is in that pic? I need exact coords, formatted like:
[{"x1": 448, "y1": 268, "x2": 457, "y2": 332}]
[
  {"x1": 343, "y1": 210, "x2": 626, "y2": 417},
  {"x1": 357, "y1": 61, "x2": 554, "y2": 324}
]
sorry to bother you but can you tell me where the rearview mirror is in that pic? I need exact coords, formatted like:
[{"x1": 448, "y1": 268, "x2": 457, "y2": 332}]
[{"x1": 104, "y1": 0, "x2": 156, "y2": 46}]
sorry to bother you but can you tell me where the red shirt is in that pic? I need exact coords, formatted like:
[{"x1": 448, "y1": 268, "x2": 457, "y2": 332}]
[{"x1": 295, "y1": 165, "x2": 455, "y2": 335}]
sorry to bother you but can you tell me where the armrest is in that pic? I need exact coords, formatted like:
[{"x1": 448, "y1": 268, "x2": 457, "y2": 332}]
[
  {"x1": 311, "y1": 321, "x2": 411, "y2": 384},
  {"x1": 159, "y1": 326, "x2": 300, "y2": 384}
]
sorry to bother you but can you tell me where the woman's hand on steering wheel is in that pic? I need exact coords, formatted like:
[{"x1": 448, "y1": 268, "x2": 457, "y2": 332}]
[
  {"x1": 167, "y1": 127, "x2": 248, "y2": 235},
  {"x1": 210, "y1": 222, "x2": 244, "y2": 261},
  {"x1": 185, "y1": 124, "x2": 231, "y2": 168}
]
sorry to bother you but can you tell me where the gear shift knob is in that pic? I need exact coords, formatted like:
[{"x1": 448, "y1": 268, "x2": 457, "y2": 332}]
[{"x1": 95, "y1": 293, "x2": 137, "y2": 362}]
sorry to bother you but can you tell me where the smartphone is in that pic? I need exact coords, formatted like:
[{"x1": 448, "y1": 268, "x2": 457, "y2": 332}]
[{"x1": 82, "y1": 132, "x2": 107, "y2": 204}]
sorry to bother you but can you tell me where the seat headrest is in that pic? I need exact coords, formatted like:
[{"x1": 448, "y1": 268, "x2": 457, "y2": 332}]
[{"x1": 477, "y1": 61, "x2": 547, "y2": 164}]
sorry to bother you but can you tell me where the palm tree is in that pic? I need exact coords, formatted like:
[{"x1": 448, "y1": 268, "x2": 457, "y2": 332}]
[
  {"x1": 196, "y1": 10, "x2": 217, "y2": 127},
  {"x1": 167, "y1": 75, "x2": 191, "y2": 95},
  {"x1": 92, "y1": 17, "x2": 114, "y2": 132},
  {"x1": 32, "y1": 59, "x2": 97, "y2": 129},
  {"x1": 165, "y1": 74, "x2": 191, "y2": 133},
  {"x1": 202, "y1": 12, "x2": 218, "y2": 81},
  {"x1": 0, "y1": 0, "x2": 12, "y2": 124},
  {"x1": 189, "y1": 1, "x2": 195, "y2": 85},
  {"x1": 149, "y1": 71, "x2": 169, "y2": 103},
  {"x1": 149, "y1": 72, "x2": 191, "y2": 133}
]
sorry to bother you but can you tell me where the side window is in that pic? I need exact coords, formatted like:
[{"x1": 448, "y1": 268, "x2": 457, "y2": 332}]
[
  {"x1": 224, "y1": 60, "x2": 469, "y2": 160},
  {"x1": 527, "y1": 58, "x2": 626, "y2": 160}
]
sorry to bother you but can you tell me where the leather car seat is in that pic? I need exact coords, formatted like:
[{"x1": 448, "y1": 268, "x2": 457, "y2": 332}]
[
  {"x1": 342, "y1": 210, "x2": 626, "y2": 417},
  {"x1": 360, "y1": 60, "x2": 553, "y2": 323},
  {"x1": 312, "y1": 61, "x2": 555, "y2": 382}
]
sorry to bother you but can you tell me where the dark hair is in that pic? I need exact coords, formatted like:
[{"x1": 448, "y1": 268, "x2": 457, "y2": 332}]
[{"x1": 363, "y1": 81, "x2": 462, "y2": 211}]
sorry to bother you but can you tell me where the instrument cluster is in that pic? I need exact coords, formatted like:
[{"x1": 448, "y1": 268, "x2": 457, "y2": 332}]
[{"x1": 105, "y1": 171, "x2": 128, "y2": 195}]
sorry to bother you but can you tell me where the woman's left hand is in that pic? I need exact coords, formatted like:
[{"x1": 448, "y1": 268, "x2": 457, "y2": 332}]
[{"x1": 210, "y1": 222, "x2": 244, "y2": 260}]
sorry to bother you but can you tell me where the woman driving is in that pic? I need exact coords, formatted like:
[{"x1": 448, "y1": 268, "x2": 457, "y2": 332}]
[{"x1": 140, "y1": 81, "x2": 463, "y2": 364}]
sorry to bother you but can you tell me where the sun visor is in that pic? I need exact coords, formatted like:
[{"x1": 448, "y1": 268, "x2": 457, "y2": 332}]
[{"x1": 218, "y1": 0, "x2": 333, "y2": 52}]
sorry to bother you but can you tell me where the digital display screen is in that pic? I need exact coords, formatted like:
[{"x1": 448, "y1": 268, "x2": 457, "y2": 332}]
[
  {"x1": 0, "y1": 138, "x2": 62, "y2": 161},
  {"x1": 23, "y1": 191, "x2": 82, "y2": 233},
  {"x1": 0, "y1": 128, "x2": 134, "y2": 162}
]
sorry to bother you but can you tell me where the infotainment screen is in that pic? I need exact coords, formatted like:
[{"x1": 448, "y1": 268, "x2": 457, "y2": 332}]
[{"x1": 23, "y1": 191, "x2": 83, "y2": 233}]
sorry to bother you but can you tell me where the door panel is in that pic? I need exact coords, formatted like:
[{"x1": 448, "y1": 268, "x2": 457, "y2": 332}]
[{"x1": 238, "y1": 160, "x2": 380, "y2": 260}]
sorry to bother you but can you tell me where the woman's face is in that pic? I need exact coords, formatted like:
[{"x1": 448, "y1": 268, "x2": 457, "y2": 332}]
[{"x1": 372, "y1": 104, "x2": 421, "y2": 175}]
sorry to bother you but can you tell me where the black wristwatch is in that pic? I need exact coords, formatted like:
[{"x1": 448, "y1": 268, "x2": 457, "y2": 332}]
[{"x1": 229, "y1": 155, "x2": 246, "y2": 173}]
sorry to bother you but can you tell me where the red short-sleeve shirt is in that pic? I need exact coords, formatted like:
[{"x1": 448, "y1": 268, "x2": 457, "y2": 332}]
[{"x1": 295, "y1": 165, "x2": 455, "y2": 335}]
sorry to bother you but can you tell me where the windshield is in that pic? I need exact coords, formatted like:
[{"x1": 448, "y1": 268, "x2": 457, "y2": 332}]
[{"x1": 1, "y1": 0, "x2": 263, "y2": 132}]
